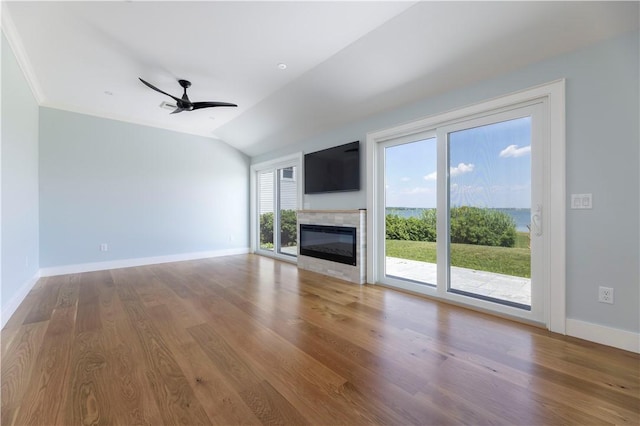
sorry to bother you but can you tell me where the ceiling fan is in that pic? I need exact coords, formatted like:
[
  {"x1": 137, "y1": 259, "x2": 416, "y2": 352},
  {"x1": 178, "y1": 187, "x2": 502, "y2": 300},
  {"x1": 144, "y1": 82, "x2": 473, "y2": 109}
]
[{"x1": 139, "y1": 77, "x2": 237, "y2": 114}]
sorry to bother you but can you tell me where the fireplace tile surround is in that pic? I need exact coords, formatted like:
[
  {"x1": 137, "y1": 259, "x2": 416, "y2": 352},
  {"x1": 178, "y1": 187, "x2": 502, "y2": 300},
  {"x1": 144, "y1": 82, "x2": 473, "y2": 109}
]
[{"x1": 297, "y1": 209, "x2": 366, "y2": 284}]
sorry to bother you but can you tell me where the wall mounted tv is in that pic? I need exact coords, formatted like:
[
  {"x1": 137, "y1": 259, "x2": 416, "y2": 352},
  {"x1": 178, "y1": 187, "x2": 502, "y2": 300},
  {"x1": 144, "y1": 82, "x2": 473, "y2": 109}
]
[{"x1": 304, "y1": 141, "x2": 360, "y2": 194}]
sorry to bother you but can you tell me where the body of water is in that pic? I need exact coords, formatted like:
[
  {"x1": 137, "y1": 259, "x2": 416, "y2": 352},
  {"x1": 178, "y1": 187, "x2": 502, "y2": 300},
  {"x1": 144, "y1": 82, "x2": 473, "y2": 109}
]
[{"x1": 386, "y1": 207, "x2": 531, "y2": 232}]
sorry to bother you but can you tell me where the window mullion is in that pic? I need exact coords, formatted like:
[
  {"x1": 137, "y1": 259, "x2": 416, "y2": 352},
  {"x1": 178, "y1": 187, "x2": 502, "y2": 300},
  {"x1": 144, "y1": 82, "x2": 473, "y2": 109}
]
[
  {"x1": 436, "y1": 128, "x2": 449, "y2": 297},
  {"x1": 273, "y1": 168, "x2": 281, "y2": 253}
]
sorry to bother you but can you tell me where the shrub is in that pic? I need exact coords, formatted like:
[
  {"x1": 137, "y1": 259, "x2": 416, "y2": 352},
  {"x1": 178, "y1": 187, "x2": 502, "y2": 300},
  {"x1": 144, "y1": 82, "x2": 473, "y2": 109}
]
[
  {"x1": 450, "y1": 206, "x2": 516, "y2": 247},
  {"x1": 280, "y1": 210, "x2": 298, "y2": 247},
  {"x1": 259, "y1": 210, "x2": 298, "y2": 247},
  {"x1": 385, "y1": 207, "x2": 516, "y2": 247},
  {"x1": 260, "y1": 212, "x2": 274, "y2": 246},
  {"x1": 385, "y1": 210, "x2": 436, "y2": 242}
]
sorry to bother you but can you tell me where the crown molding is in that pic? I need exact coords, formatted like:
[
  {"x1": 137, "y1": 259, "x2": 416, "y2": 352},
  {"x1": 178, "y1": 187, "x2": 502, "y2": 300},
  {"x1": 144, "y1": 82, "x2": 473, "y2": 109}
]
[{"x1": 1, "y1": 4, "x2": 45, "y2": 104}]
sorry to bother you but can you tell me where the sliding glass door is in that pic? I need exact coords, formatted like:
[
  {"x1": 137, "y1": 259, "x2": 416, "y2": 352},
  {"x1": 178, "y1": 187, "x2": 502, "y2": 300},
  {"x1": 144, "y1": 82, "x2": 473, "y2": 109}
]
[
  {"x1": 277, "y1": 166, "x2": 298, "y2": 257},
  {"x1": 383, "y1": 135, "x2": 438, "y2": 286},
  {"x1": 377, "y1": 102, "x2": 545, "y2": 322},
  {"x1": 253, "y1": 155, "x2": 302, "y2": 261},
  {"x1": 258, "y1": 170, "x2": 276, "y2": 251},
  {"x1": 442, "y1": 112, "x2": 540, "y2": 310}
]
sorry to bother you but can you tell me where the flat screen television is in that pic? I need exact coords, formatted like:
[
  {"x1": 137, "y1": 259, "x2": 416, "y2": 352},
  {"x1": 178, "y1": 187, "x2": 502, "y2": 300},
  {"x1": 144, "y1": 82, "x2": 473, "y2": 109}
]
[{"x1": 304, "y1": 141, "x2": 360, "y2": 194}]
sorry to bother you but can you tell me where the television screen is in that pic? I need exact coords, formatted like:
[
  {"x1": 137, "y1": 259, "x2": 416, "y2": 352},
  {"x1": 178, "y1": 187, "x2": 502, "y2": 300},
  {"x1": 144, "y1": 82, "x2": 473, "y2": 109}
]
[{"x1": 304, "y1": 141, "x2": 360, "y2": 194}]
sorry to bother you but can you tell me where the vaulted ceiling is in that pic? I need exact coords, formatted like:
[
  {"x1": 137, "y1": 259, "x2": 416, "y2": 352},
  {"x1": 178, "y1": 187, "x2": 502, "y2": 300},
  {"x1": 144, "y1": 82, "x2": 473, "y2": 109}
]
[{"x1": 3, "y1": 1, "x2": 638, "y2": 157}]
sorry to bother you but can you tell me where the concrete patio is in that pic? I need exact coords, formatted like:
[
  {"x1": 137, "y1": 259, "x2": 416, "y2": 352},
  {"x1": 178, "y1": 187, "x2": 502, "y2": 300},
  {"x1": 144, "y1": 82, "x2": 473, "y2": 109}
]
[
  {"x1": 385, "y1": 257, "x2": 531, "y2": 306},
  {"x1": 281, "y1": 247, "x2": 531, "y2": 306}
]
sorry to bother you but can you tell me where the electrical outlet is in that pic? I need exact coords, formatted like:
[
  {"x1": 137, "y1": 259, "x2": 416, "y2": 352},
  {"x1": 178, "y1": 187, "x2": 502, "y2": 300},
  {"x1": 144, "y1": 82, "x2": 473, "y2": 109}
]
[
  {"x1": 598, "y1": 286, "x2": 614, "y2": 304},
  {"x1": 100, "y1": 243, "x2": 109, "y2": 252}
]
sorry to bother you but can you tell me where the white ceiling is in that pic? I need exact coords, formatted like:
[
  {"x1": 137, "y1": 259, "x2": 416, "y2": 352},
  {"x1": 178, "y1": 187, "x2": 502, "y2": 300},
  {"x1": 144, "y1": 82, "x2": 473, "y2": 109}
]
[{"x1": 3, "y1": 1, "x2": 638, "y2": 157}]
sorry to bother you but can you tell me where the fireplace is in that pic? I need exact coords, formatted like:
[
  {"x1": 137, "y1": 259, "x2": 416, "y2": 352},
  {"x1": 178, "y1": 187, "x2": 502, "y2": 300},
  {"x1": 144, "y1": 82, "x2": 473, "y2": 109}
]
[
  {"x1": 299, "y1": 224, "x2": 357, "y2": 266},
  {"x1": 297, "y1": 210, "x2": 365, "y2": 284}
]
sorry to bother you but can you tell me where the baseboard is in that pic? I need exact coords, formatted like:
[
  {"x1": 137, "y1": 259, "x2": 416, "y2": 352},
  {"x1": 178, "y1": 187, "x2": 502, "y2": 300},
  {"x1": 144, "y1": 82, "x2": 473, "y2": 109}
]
[
  {"x1": 566, "y1": 318, "x2": 640, "y2": 353},
  {"x1": 1, "y1": 272, "x2": 41, "y2": 329},
  {"x1": 39, "y1": 247, "x2": 250, "y2": 277}
]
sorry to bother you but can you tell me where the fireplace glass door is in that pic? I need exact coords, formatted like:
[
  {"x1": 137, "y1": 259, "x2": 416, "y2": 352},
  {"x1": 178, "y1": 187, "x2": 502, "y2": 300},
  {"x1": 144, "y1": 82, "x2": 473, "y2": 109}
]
[{"x1": 299, "y1": 224, "x2": 356, "y2": 265}]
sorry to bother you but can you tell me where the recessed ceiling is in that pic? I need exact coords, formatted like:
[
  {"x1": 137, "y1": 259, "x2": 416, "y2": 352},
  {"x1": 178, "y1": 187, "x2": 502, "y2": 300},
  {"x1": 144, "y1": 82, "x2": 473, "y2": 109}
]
[{"x1": 3, "y1": 1, "x2": 638, "y2": 157}]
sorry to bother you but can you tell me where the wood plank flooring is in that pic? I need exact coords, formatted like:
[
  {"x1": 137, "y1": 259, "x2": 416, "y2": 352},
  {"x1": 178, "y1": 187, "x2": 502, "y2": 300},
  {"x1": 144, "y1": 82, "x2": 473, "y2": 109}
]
[{"x1": 2, "y1": 254, "x2": 639, "y2": 425}]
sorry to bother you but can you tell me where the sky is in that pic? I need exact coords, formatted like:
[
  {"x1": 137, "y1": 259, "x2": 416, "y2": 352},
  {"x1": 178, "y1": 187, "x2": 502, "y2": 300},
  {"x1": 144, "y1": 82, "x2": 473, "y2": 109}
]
[{"x1": 385, "y1": 116, "x2": 532, "y2": 209}]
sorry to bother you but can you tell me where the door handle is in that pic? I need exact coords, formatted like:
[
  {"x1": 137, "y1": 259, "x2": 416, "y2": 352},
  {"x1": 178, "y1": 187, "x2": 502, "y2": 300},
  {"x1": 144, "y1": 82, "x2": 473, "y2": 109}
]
[{"x1": 531, "y1": 204, "x2": 543, "y2": 236}]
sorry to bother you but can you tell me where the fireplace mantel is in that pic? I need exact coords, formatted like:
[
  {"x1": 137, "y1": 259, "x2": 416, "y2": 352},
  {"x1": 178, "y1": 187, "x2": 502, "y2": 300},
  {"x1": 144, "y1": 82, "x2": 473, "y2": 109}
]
[{"x1": 297, "y1": 209, "x2": 366, "y2": 284}]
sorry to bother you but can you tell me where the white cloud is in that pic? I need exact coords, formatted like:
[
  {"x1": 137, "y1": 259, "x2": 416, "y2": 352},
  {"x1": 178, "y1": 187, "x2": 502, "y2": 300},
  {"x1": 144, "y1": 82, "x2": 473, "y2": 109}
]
[
  {"x1": 404, "y1": 186, "x2": 434, "y2": 195},
  {"x1": 425, "y1": 163, "x2": 474, "y2": 180},
  {"x1": 499, "y1": 144, "x2": 531, "y2": 158},
  {"x1": 401, "y1": 177, "x2": 411, "y2": 182},
  {"x1": 450, "y1": 163, "x2": 475, "y2": 177},
  {"x1": 424, "y1": 171, "x2": 437, "y2": 181}
]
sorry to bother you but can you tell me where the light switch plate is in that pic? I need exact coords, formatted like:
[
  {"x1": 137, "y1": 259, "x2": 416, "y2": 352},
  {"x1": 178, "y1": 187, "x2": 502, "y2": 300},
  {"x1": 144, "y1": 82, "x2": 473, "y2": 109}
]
[{"x1": 571, "y1": 193, "x2": 592, "y2": 209}]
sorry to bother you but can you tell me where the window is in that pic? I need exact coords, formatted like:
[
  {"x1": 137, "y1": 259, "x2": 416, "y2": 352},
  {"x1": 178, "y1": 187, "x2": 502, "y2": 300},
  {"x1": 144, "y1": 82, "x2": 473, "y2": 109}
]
[{"x1": 281, "y1": 167, "x2": 295, "y2": 180}]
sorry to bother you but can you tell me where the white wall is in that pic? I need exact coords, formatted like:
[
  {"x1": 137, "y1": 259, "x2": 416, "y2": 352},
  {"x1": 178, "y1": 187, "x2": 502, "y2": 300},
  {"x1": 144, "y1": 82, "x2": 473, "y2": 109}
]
[
  {"x1": 253, "y1": 31, "x2": 640, "y2": 336},
  {"x1": 39, "y1": 108, "x2": 250, "y2": 269},
  {"x1": 1, "y1": 32, "x2": 40, "y2": 326}
]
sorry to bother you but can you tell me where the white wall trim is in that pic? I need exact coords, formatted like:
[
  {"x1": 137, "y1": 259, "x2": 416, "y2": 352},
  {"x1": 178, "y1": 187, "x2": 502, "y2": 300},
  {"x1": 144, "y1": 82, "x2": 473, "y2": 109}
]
[
  {"x1": 1, "y1": 272, "x2": 41, "y2": 329},
  {"x1": 566, "y1": 319, "x2": 640, "y2": 354},
  {"x1": 39, "y1": 248, "x2": 250, "y2": 277},
  {"x1": 1, "y1": 5, "x2": 45, "y2": 103}
]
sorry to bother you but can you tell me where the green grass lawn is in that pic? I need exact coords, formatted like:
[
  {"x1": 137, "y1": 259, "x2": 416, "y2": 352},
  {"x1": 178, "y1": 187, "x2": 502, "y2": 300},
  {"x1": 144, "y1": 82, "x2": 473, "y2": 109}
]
[{"x1": 386, "y1": 232, "x2": 531, "y2": 278}]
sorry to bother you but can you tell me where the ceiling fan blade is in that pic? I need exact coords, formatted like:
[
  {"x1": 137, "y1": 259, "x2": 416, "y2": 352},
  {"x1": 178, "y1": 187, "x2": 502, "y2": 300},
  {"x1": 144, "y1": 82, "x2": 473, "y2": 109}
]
[
  {"x1": 191, "y1": 101, "x2": 238, "y2": 110},
  {"x1": 139, "y1": 78, "x2": 182, "y2": 103},
  {"x1": 170, "y1": 107, "x2": 186, "y2": 114}
]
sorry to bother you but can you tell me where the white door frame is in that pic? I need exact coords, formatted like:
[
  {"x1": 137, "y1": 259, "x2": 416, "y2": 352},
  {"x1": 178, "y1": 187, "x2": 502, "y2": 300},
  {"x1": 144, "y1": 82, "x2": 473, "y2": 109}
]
[{"x1": 366, "y1": 80, "x2": 566, "y2": 333}]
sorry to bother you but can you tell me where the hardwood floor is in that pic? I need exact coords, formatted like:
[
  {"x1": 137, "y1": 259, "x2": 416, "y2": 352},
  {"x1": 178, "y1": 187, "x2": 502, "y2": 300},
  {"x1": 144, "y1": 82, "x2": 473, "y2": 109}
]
[{"x1": 2, "y1": 254, "x2": 638, "y2": 425}]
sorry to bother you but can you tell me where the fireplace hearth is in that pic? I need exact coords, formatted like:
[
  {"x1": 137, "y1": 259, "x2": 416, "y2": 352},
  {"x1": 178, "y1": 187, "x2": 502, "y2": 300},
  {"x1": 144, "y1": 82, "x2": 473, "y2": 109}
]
[{"x1": 299, "y1": 224, "x2": 356, "y2": 266}]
